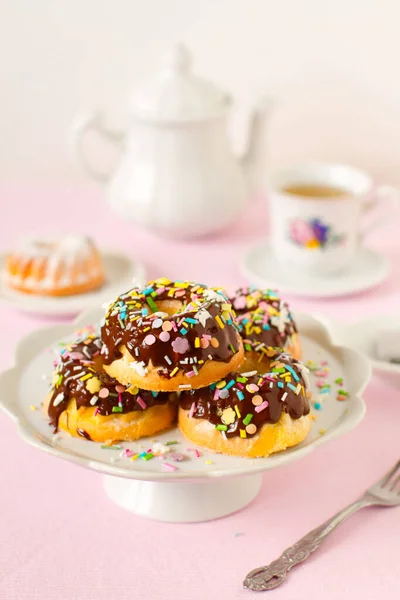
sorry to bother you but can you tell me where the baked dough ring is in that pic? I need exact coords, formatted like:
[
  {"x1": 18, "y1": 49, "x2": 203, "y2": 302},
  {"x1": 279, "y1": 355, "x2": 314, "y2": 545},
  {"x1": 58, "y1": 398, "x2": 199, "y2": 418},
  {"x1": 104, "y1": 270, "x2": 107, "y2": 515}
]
[
  {"x1": 101, "y1": 279, "x2": 244, "y2": 391},
  {"x1": 179, "y1": 344, "x2": 311, "y2": 457},
  {"x1": 229, "y1": 287, "x2": 302, "y2": 359},
  {"x1": 47, "y1": 334, "x2": 176, "y2": 442}
]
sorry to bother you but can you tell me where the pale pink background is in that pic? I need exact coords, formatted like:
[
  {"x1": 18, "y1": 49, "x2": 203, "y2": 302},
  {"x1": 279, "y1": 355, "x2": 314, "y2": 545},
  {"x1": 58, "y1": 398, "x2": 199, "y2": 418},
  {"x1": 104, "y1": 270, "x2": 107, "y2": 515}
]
[{"x1": 0, "y1": 184, "x2": 399, "y2": 600}]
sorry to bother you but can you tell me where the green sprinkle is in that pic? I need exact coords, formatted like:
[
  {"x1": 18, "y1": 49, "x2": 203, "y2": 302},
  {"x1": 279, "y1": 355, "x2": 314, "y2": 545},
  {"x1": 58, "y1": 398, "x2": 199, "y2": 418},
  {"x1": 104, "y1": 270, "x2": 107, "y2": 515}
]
[
  {"x1": 142, "y1": 452, "x2": 154, "y2": 460},
  {"x1": 229, "y1": 344, "x2": 236, "y2": 354},
  {"x1": 146, "y1": 297, "x2": 158, "y2": 312},
  {"x1": 243, "y1": 413, "x2": 253, "y2": 426},
  {"x1": 109, "y1": 392, "x2": 118, "y2": 397},
  {"x1": 236, "y1": 376, "x2": 248, "y2": 384},
  {"x1": 165, "y1": 440, "x2": 179, "y2": 446},
  {"x1": 101, "y1": 444, "x2": 122, "y2": 450},
  {"x1": 337, "y1": 389, "x2": 349, "y2": 396},
  {"x1": 216, "y1": 424, "x2": 228, "y2": 431},
  {"x1": 112, "y1": 406, "x2": 123, "y2": 412},
  {"x1": 272, "y1": 367, "x2": 285, "y2": 373},
  {"x1": 335, "y1": 378, "x2": 343, "y2": 385}
]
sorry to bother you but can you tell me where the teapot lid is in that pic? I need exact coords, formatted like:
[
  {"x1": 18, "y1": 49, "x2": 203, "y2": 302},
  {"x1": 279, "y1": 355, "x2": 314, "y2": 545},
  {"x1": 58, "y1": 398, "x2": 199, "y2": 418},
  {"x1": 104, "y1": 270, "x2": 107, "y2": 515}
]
[{"x1": 129, "y1": 44, "x2": 228, "y2": 122}]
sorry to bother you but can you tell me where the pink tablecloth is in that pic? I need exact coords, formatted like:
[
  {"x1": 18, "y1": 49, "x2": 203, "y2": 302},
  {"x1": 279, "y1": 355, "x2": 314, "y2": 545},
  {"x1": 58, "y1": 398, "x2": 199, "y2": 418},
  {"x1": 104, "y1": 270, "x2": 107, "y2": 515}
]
[{"x1": 1, "y1": 183, "x2": 399, "y2": 600}]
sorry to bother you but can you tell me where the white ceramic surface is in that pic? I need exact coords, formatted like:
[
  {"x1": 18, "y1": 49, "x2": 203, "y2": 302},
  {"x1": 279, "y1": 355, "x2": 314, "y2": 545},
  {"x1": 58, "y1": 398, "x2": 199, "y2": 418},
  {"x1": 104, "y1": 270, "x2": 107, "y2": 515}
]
[
  {"x1": 320, "y1": 316, "x2": 400, "y2": 389},
  {"x1": 0, "y1": 250, "x2": 145, "y2": 316},
  {"x1": 267, "y1": 163, "x2": 399, "y2": 274},
  {"x1": 71, "y1": 44, "x2": 270, "y2": 237},
  {"x1": 242, "y1": 241, "x2": 390, "y2": 299},
  {"x1": 0, "y1": 307, "x2": 369, "y2": 521}
]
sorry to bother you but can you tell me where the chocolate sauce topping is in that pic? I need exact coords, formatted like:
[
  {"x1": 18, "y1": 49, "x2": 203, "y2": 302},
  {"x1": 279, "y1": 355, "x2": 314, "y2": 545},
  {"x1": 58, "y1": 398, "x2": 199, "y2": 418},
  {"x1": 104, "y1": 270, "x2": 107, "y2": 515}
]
[
  {"x1": 229, "y1": 287, "x2": 297, "y2": 349},
  {"x1": 48, "y1": 335, "x2": 171, "y2": 431},
  {"x1": 179, "y1": 346, "x2": 310, "y2": 438},
  {"x1": 100, "y1": 279, "x2": 241, "y2": 379}
]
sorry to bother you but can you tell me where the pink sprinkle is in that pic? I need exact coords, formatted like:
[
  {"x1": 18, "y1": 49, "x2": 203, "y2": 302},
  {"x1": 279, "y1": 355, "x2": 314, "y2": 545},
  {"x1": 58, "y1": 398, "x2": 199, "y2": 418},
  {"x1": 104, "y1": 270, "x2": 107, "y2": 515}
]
[
  {"x1": 213, "y1": 389, "x2": 220, "y2": 400},
  {"x1": 189, "y1": 402, "x2": 196, "y2": 418},
  {"x1": 316, "y1": 380, "x2": 325, "y2": 388},
  {"x1": 237, "y1": 382, "x2": 244, "y2": 389},
  {"x1": 159, "y1": 331, "x2": 170, "y2": 342},
  {"x1": 116, "y1": 384, "x2": 125, "y2": 393},
  {"x1": 255, "y1": 400, "x2": 269, "y2": 413},
  {"x1": 94, "y1": 407, "x2": 99, "y2": 416},
  {"x1": 137, "y1": 396, "x2": 147, "y2": 410},
  {"x1": 171, "y1": 321, "x2": 178, "y2": 332},
  {"x1": 144, "y1": 334, "x2": 156, "y2": 346},
  {"x1": 321, "y1": 360, "x2": 328, "y2": 366},
  {"x1": 118, "y1": 392, "x2": 123, "y2": 405},
  {"x1": 185, "y1": 371, "x2": 195, "y2": 378},
  {"x1": 315, "y1": 370, "x2": 328, "y2": 378},
  {"x1": 156, "y1": 286, "x2": 166, "y2": 295},
  {"x1": 69, "y1": 352, "x2": 84, "y2": 360},
  {"x1": 194, "y1": 449, "x2": 201, "y2": 458},
  {"x1": 162, "y1": 462, "x2": 178, "y2": 472},
  {"x1": 99, "y1": 388, "x2": 109, "y2": 399},
  {"x1": 122, "y1": 449, "x2": 135, "y2": 458}
]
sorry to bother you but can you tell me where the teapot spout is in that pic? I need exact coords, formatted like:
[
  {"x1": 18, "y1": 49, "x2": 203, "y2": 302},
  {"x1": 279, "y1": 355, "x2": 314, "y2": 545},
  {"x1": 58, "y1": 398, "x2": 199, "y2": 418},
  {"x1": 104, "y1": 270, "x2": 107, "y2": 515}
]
[{"x1": 242, "y1": 95, "x2": 273, "y2": 198}]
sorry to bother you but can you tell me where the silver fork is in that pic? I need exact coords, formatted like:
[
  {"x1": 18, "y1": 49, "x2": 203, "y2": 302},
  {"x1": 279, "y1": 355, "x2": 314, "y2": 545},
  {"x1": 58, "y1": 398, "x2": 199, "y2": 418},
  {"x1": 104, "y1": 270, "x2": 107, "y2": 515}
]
[{"x1": 244, "y1": 459, "x2": 400, "y2": 592}]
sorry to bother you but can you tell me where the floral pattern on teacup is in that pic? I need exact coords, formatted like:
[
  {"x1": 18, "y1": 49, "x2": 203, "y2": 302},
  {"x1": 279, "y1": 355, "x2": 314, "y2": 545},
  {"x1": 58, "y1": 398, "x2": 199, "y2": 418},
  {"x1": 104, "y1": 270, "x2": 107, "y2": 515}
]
[{"x1": 289, "y1": 218, "x2": 345, "y2": 250}]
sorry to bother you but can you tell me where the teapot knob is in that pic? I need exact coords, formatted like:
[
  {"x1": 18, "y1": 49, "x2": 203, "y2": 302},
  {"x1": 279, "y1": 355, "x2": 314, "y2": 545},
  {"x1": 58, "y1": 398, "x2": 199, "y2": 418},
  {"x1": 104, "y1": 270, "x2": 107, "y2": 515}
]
[{"x1": 162, "y1": 43, "x2": 192, "y2": 74}]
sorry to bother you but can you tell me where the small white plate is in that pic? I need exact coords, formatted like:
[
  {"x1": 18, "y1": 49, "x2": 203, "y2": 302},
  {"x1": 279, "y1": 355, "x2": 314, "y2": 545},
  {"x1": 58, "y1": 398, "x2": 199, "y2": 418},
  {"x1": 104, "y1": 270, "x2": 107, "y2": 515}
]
[
  {"x1": 241, "y1": 241, "x2": 390, "y2": 298},
  {"x1": 0, "y1": 308, "x2": 369, "y2": 521},
  {"x1": 0, "y1": 250, "x2": 145, "y2": 316},
  {"x1": 320, "y1": 315, "x2": 400, "y2": 388}
]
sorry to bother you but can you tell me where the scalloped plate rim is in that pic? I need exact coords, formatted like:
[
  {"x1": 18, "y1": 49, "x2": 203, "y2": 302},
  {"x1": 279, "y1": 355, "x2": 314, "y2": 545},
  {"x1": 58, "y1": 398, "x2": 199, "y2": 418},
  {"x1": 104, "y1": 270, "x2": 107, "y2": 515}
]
[{"x1": 0, "y1": 311, "x2": 369, "y2": 481}]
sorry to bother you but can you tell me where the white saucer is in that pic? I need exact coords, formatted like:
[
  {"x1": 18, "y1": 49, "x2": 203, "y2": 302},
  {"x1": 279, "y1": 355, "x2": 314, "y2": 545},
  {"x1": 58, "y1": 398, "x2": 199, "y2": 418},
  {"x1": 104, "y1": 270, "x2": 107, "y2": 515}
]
[
  {"x1": 0, "y1": 308, "x2": 369, "y2": 521},
  {"x1": 319, "y1": 315, "x2": 400, "y2": 389},
  {"x1": 0, "y1": 250, "x2": 145, "y2": 316},
  {"x1": 241, "y1": 242, "x2": 390, "y2": 298}
]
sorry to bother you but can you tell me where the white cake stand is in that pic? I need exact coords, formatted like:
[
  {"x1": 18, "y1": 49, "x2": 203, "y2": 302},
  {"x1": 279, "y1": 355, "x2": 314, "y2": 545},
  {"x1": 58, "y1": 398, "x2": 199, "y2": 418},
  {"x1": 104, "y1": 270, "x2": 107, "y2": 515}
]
[{"x1": 0, "y1": 309, "x2": 370, "y2": 522}]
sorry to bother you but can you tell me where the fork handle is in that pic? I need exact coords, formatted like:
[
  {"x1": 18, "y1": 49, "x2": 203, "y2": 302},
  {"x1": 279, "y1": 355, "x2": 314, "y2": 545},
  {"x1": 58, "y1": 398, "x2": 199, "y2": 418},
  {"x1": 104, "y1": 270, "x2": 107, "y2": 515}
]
[{"x1": 244, "y1": 497, "x2": 374, "y2": 591}]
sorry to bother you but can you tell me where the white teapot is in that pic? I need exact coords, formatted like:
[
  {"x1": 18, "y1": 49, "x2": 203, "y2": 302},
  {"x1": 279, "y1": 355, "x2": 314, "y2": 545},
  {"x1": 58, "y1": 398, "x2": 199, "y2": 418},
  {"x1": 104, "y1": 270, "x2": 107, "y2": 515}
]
[{"x1": 72, "y1": 44, "x2": 271, "y2": 238}]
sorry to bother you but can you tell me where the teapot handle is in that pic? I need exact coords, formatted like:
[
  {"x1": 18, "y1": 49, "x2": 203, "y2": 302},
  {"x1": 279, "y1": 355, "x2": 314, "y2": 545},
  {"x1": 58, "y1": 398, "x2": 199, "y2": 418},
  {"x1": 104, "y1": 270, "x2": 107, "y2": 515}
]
[{"x1": 70, "y1": 111, "x2": 124, "y2": 183}]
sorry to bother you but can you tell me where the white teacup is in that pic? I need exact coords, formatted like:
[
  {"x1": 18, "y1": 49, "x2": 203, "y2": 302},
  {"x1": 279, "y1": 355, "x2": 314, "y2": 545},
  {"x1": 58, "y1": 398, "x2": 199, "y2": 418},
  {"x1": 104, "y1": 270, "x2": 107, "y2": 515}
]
[{"x1": 268, "y1": 163, "x2": 399, "y2": 274}]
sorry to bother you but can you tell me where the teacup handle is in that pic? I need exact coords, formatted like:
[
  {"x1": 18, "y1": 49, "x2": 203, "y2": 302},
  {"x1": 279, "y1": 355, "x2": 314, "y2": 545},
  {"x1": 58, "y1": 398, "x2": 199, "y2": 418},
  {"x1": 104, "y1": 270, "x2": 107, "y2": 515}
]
[
  {"x1": 361, "y1": 184, "x2": 400, "y2": 238},
  {"x1": 70, "y1": 111, "x2": 124, "y2": 183}
]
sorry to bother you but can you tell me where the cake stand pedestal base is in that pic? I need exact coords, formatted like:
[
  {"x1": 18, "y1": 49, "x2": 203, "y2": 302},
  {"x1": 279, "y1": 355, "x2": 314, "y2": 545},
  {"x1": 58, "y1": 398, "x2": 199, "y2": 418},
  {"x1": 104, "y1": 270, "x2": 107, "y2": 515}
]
[{"x1": 104, "y1": 473, "x2": 263, "y2": 522}]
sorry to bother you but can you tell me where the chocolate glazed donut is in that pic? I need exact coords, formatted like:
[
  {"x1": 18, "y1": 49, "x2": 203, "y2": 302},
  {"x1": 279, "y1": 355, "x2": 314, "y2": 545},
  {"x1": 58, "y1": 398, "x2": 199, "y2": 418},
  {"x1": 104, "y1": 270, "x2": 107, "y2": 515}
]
[
  {"x1": 47, "y1": 334, "x2": 176, "y2": 442},
  {"x1": 100, "y1": 279, "x2": 244, "y2": 391},
  {"x1": 178, "y1": 343, "x2": 312, "y2": 457},
  {"x1": 229, "y1": 287, "x2": 302, "y2": 359}
]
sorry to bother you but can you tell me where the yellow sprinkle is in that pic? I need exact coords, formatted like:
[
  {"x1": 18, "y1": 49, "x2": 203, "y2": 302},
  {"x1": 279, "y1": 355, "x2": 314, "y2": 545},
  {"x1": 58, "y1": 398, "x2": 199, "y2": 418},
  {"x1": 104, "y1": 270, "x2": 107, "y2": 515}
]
[
  {"x1": 30, "y1": 404, "x2": 37, "y2": 411},
  {"x1": 127, "y1": 385, "x2": 139, "y2": 395},
  {"x1": 222, "y1": 311, "x2": 231, "y2": 321},
  {"x1": 205, "y1": 460, "x2": 212, "y2": 465},
  {"x1": 198, "y1": 359, "x2": 204, "y2": 365},
  {"x1": 195, "y1": 338, "x2": 200, "y2": 348},
  {"x1": 319, "y1": 429, "x2": 326, "y2": 436},
  {"x1": 168, "y1": 288, "x2": 175, "y2": 297},
  {"x1": 234, "y1": 405, "x2": 241, "y2": 419},
  {"x1": 221, "y1": 303, "x2": 231, "y2": 311},
  {"x1": 131, "y1": 454, "x2": 140, "y2": 460},
  {"x1": 143, "y1": 327, "x2": 151, "y2": 332},
  {"x1": 86, "y1": 376, "x2": 101, "y2": 394},
  {"x1": 216, "y1": 380, "x2": 227, "y2": 389},
  {"x1": 170, "y1": 367, "x2": 179, "y2": 378},
  {"x1": 240, "y1": 429, "x2": 247, "y2": 438},
  {"x1": 215, "y1": 315, "x2": 225, "y2": 329},
  {"x1": 80, "y1": 373, "x2": 92, "y2": 381}
]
